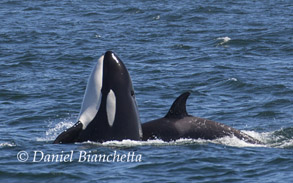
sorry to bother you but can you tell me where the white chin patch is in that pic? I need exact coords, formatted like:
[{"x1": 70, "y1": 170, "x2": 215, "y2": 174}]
[
  {"x1": 78, "y1": 55, "x2": 104, "y2": 130},
  {"x1": 106, "y1": 89, "x2": 116, "y2": 127}
]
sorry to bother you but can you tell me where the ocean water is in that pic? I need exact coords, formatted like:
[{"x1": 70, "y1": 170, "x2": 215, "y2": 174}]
[{"x1": 1, "y1": 0, "x2": 293, "y2": 182}]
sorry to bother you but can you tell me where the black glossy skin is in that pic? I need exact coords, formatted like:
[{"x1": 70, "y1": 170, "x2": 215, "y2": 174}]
[
  {"x1": 54, "y1": 51, "x2": 141, "y2": 144},
  {"x1": 142, "y1": 92, "x2": 261, "y2": 144}
]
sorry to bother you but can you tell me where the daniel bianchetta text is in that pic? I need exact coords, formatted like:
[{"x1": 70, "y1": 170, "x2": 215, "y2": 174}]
[{"x1": 17, "y1": 150, "x2": 142, "y2": 163}]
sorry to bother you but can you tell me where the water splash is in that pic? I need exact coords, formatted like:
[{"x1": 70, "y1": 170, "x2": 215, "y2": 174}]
[
  {"x1": 0, "y1": 142, "x2": 16, "y2": 148},
  {"x1": 228, "y1": 78, "x2": 238, "y2": 82},
  {"x1": 94, "y1": 129, "x2": 293, "y2": 149},
  {"x1": 37, "y1": 120, "x2": 74, "y2": 142},
  {"x1": 42, "y1": 121, "x2": 293, "y2": 148},
  {"x1": 216, "y1": 36, "x2": 231, "y2": 46},
  {"x1": 153, "y1": 15, "x2": 160, "y2": 20},
  {"x1": 242, "y1": 129, "x2": 293, "y2": 148},
  {"x1": 80, "y1": 138, "x2": 207, "y2": 148}
]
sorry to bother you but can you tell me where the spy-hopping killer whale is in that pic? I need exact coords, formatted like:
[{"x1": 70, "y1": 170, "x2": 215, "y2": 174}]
[
  {"x1": 54, "y1": 51, "x2": 142, "y2": 144},
  {"x1": 142, "y1": 92, "x2": 261, "y2": 144}
]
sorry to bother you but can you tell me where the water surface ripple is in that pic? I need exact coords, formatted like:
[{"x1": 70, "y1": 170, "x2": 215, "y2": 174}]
[{"x1": 0, "y1": 0, "x2": 292, "y2": 182}]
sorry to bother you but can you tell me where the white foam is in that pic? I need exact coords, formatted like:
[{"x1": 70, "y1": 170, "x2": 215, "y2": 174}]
[
  {"x1": 81, "y1": 138, "x2": 209, "y2": 148},
  {"x1": 241, "y1": 130, "x2": 269, "y2": 142},
  {"x1": 80, "y1": 139, "x2": 166, "y2": 147},
  {"x1": 80, "y1": 133, "x2": 269, "y2": 148},
  {"x1": 228, "y1": 78, "x2": 238, "y2": 81},
  {"x1": 241, "y1": 130, "x2": 285, "y2": 145},
  {"x1": 276, "y1": 139, "x2": 293, "y2": 148},
  {"x1": 78, "y1": 55, "x2": 104, "y2": 130},
  {"x1": 213, "y1": 135, "x2": 265, "y2": 148},
  {"x1": 241, "y1": 130, "x2": 293, "y2": 148},
  {"x1": 217, "y1": 36, "x2": 231, "y2": 42},
  {"x1": 153, "y1": 15, "x2": 160, "y2": 20},
  {"x1": 217, "y1": 36, "x2": 231, "y2": 45},
  {"x1": 0, "y1": 142, "x2": 16, "y2": 148}
]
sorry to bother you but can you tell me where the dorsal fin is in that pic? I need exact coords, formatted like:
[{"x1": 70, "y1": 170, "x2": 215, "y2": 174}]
[{"x1": 165, "y1": 92, "x2": 190, "y2": 119}]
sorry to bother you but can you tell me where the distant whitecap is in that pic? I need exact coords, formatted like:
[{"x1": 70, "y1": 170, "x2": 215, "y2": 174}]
[
  {"x1": 153, "y1": 15, "x2": 160, "y2": 20},
  {"x1": 228, "y1": 78, "x2": 238, "y2": 81},
  {"x1": 0, "y1": 142, "x2": 16, "y2": 148},
  {"x1": 217, "y1": 36, "x2": 231, "y2": 45}
]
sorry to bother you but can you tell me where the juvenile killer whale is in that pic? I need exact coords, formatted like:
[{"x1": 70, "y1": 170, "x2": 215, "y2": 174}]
[
  {"x1": 142, "y1": 92, "x2": 261, "y2": 144},
  {"x1": 54, "y1": 51, "x2": 142, "y2": 144}
]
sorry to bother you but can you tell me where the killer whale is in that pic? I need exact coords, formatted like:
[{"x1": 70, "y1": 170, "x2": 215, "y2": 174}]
[
  {"x1": 54, "y1": 51, "x2": 142, "y2": 144},
  {"x1": 142, "y1": 92, "x2": 261, "y2": 144}
]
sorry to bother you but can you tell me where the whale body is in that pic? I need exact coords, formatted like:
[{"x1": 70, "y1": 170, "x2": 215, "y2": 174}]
[
  {"x1": 54, "y1": 51, "x2": 142, "y2": 144},
  {"x1": 142, "y1": 92, "x2": 261, "y2": 144}
]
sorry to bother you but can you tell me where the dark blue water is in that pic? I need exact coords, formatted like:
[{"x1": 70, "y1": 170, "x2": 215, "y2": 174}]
[{"x1": 1, "y1": 0, "x2": 293, "y2": 182}]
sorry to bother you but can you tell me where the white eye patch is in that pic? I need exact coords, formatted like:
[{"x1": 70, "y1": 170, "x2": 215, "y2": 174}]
[{"x1": 106, "y1": 89, "x2": 116, "y2": 127}]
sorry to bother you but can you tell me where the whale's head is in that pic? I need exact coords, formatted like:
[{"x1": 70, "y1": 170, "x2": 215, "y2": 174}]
[
  {"x1": 53, "y1": 51, "x2": 142, "y2": 144},
  {"x1": 77, "y1": 51, "x2": 142, "y2": 141}
]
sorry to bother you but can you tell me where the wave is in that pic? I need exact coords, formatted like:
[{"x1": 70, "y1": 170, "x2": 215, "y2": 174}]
[
  {"x1": 0, "y1": 142, "x2": 16, "y2": 148},
  {"x1": 216, "y1": 36, "x2": 231, "y2": 46},
  {"x1": 41, "y1": 121, "x2": 293, "y2": 149}
]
